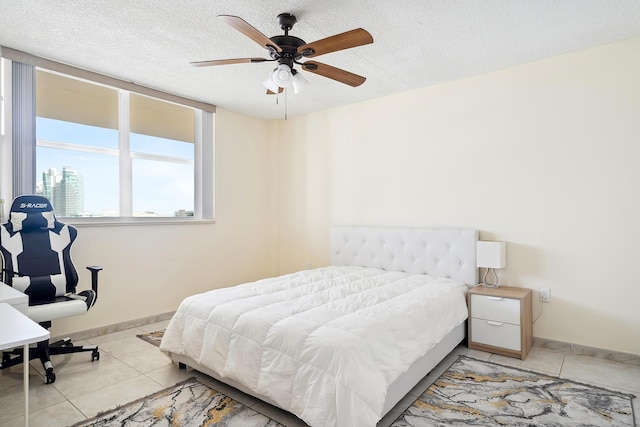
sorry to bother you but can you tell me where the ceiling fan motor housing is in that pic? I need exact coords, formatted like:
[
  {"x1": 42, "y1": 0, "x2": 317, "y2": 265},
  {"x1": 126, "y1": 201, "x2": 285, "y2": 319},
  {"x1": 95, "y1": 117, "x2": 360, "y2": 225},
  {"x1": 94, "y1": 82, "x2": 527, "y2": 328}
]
[{"x1": 269, "y1": 35, "x2": 306, "y2": 66}]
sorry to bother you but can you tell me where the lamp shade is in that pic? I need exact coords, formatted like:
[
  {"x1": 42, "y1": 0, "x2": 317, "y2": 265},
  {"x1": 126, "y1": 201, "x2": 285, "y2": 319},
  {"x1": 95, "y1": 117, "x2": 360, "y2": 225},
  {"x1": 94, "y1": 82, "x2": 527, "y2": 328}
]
[
  {"x1": 292, "y1": 71, "x2": 309, "y2": 94},
  {"x1": 271, "y1": 64, "x2": 294, "y2": 88},
  {"x1": 476, "y1": 241, "x2": 506, "y2": 268},
  {"x1": 262, "y1": 76, "x2": 281, "y2": 94}
]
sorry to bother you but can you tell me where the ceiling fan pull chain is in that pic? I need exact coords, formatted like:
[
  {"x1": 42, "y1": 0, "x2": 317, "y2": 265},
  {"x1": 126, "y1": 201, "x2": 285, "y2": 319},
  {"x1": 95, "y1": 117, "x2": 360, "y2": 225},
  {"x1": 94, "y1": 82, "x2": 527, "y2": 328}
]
[{"x1": 285, "y1": 89, "x2": 288, "y2": 120}]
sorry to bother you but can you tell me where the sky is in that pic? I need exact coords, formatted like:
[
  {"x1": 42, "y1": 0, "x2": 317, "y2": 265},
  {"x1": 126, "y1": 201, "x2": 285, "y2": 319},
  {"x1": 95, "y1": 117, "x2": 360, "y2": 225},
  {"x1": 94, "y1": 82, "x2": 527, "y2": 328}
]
[{"x1": 36, "y1": 118, "x2": 194, "y2": 216}]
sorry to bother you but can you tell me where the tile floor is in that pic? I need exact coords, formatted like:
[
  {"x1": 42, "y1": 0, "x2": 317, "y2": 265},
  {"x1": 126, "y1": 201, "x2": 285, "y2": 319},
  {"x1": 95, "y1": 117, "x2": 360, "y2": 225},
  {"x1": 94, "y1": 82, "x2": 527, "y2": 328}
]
[{"x1": 1, "y1": 320, "x2": 638, "y2": 427}]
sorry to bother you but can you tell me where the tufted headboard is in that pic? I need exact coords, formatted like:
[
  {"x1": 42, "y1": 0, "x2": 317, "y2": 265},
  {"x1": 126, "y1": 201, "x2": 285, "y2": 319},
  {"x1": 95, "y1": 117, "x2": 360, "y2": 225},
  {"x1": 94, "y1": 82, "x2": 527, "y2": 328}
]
[{"x1": 330, "y1": 226, "x2": 478, "y2": 287}]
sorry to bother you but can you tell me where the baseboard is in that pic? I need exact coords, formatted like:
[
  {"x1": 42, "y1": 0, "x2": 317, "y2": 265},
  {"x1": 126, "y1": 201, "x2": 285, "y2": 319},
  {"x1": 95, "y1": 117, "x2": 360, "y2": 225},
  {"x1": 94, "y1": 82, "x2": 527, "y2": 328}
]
[
  {"x1": 54, "y1": 311, "x2": 175, "y2": 342},
  {"x1": 534, "y1": 336, "x2": 640, "y2": 367},
  {"x1": 57, "y1": 314, "x2": 639, "y2": 368}
]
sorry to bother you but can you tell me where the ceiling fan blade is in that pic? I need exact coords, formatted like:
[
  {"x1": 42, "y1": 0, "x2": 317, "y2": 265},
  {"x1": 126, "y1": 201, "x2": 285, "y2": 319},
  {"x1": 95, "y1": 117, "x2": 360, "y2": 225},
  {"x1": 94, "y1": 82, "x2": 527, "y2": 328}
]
[
  {"x1": 218, "y1": 15, "x2": 282, "y2": 53},
  {"x1": 298, "y1": 28, "x2": 373, "y2": 58},
  {"x1": 266, "y1": 87, "x2": 285, "y2": 95},
  {"x1": 301, "y1": 61, "x2": 366, "y2": 87},
  {"x1": 190, "y1": 58, "x2": 269, "y2": 67}
]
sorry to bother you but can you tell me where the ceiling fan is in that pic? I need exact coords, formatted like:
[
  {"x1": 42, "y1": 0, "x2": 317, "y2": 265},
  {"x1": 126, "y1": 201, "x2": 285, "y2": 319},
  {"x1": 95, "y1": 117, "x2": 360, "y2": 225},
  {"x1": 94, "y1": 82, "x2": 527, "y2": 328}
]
[{"x1": 191, "y1": 13, "x2": 374, "y2": 94}]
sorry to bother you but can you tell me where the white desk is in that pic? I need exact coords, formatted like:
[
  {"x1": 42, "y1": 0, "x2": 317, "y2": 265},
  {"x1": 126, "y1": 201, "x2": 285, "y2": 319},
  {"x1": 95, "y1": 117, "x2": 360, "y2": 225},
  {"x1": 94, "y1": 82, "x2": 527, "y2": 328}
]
[
  {"x1": 0, "y1": 281, "x2": 28, "y2": 313},
  {"x1": 0, "y1": 303, "x2": 50, "y2": 427}
]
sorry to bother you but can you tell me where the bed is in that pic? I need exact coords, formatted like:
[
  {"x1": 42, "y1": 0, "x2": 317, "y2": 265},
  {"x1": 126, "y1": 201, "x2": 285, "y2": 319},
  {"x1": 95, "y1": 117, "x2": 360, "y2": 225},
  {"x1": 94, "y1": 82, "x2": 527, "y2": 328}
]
[{"x1": 160, "y1": 226, "x2": 478, "y2": 426}]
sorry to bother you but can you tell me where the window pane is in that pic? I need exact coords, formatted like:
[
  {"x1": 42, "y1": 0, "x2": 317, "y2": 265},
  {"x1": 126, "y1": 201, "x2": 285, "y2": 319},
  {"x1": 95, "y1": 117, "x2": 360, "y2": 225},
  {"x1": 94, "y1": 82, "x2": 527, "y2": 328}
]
[
  {"x1": 130, "y1": 94, "x2": 195, "y2": 218},
  {"x1": 37, "y1": 117, "x2": 118, "y2": 150},
  {"x1": 36, "y1": 147, "x2": 119, "y2": 217},
  {"x1": 130, "y1": 132, "x2": 194, "y2": 158},
  {"x1": 132, "y1": 158, "x2": 194, "y2": 217}
]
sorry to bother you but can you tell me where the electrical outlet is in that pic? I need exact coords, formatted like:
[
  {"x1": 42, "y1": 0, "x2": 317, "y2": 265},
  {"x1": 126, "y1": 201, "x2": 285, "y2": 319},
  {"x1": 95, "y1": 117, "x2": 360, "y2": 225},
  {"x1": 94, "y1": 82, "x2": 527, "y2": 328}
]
[{"x1": 539, "y1": 287, "x2": 551, "y2": 303}]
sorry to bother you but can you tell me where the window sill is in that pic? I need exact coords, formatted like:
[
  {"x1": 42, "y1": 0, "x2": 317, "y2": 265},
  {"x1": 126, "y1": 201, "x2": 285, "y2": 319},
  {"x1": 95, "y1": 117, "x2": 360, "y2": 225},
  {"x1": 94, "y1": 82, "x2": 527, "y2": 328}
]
[{"x1": 60, "y1": 217, "x2": 216, "y2": 227}]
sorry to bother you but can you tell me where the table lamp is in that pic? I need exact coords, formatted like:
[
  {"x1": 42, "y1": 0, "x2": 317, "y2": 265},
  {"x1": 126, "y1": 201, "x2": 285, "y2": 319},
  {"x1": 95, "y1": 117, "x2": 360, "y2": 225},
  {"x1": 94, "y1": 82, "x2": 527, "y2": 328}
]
[{"x1": 476, "y1": 241, "x2": 506, "y2": 287}]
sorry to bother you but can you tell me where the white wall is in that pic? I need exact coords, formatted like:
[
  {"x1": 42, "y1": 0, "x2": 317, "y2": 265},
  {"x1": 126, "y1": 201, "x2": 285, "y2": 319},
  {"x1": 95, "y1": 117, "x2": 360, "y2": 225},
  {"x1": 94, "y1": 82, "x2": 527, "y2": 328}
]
[
  {"x1": 51, "y1": 108, "x2": 279, "y2": 336},
  {"x1": 276, "y1": 36, "x2": 640, "y2": 355},
  {"x1": 274, "y1": 116, "x2": 333, "y2": 273}
]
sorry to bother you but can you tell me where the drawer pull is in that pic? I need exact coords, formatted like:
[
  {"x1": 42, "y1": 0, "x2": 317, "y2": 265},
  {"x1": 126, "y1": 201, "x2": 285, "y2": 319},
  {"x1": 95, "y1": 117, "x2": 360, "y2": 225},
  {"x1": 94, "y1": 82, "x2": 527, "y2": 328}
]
[
  {"x1": 487, "y1": 320, "x2": 504, "y2": 326},
  {"x1": 488, "y1": 297, "x2": 504, "y2": 301}
]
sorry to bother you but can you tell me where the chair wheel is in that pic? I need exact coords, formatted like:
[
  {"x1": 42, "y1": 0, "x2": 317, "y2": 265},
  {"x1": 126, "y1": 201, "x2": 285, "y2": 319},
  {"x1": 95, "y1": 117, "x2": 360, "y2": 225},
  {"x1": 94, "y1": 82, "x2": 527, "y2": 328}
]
[
  {"x1": 92, "y1": 350, "x2": 100, "y2": 361},
  {"x1": 45, "y1": 371, "x2": 56, "y2": 384}
]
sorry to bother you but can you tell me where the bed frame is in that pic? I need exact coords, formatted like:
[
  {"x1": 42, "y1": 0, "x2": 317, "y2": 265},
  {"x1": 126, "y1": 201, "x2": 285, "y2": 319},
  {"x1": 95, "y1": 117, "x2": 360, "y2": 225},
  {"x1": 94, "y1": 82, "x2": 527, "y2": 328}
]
[{"x1": 169, "y1": 226, "x2": 478, "y2": 423}]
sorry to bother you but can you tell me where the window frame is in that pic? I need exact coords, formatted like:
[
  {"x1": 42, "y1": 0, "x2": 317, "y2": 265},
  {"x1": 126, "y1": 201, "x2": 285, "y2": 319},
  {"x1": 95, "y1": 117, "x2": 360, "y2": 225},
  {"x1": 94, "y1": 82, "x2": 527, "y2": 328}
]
[{"x1": 0, "y1": 48, "x2": 216, "y2": 225}]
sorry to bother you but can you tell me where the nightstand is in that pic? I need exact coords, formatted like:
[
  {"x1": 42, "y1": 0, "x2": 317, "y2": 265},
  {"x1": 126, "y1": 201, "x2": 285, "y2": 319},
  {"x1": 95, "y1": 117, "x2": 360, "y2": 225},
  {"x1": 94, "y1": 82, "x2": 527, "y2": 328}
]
[{"x1": 467, "y1": 285, "x2": 533, "y2": 360}]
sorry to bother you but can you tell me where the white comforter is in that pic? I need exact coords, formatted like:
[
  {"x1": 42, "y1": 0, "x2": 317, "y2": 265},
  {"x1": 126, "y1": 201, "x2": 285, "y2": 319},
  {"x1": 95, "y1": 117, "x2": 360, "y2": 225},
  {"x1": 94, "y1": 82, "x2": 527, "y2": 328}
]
[{"x1": 160, "y1": 266, "x2": 468, "y2": 427}]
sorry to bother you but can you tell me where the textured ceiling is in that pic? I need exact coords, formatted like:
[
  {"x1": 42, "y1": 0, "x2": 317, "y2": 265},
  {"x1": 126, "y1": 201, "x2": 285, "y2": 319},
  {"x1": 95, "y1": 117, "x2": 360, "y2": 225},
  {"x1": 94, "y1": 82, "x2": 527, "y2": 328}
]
[{"x1": 1, "y1": 0, "x2": 640, "y2": 120}]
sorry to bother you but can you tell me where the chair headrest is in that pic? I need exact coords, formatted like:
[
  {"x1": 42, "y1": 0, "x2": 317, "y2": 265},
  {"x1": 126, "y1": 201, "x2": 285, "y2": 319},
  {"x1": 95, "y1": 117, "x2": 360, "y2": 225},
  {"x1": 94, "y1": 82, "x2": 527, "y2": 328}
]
[{"x1": 8, "y1": 195, "x2": 57, "y2": 232}]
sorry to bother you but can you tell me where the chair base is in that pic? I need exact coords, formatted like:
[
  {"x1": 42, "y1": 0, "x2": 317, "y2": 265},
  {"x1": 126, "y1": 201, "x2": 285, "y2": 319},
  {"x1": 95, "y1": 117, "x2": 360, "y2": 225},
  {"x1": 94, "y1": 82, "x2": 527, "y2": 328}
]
[{"x1": 0, "y1": 336, "x2": 99, "y2": 384}]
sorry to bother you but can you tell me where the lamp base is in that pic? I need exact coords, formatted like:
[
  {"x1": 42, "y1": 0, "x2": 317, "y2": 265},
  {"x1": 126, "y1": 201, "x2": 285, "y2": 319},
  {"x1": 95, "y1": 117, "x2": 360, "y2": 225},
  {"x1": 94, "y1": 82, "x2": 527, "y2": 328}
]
[{"x1": 481, "y1": 268, "x2": 500, "y2": 288}]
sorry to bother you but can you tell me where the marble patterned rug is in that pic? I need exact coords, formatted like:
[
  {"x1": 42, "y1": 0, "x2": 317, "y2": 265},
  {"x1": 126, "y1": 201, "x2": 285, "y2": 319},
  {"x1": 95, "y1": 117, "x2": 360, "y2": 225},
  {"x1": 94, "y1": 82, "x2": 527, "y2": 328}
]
[
  {"x1": 136, "y1": 330, "x2": 164, "y2": 348},
  {"x1": 391, "y1": 356, "x2": 635, "y2": 427},
  {"x1": 130, "y1": 331, "x2": 635, "y2": 427},
  {"x1": 70, "y1": 377, "x2": 284, "y2": 427}
]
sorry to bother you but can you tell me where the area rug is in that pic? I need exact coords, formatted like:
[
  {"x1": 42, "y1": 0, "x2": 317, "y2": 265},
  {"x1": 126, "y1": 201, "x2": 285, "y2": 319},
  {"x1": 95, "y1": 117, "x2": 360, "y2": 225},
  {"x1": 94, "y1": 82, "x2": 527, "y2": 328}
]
[
  {"x1": 134, "y1": 331, "x2": 636, "y2": 426},
  {"x1": 391, "y1": 356, "x2": 636, "y2": 427},
  {"x1": 70, "y1": 377, "x2": 284, "y2": 427},
  {"x1": 136, "y1": 330, "x2": 164, "y2": 348}
]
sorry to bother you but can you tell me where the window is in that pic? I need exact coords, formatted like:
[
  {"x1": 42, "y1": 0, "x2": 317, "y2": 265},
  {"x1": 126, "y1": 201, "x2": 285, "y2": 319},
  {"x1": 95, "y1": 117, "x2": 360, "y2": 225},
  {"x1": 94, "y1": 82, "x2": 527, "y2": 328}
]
[
  {"x1": 0, "y1": 51, "x2": 215, "y2": 222},
  {"x1": 36, "y1": 70, "x2": 201, "y2": 218}
]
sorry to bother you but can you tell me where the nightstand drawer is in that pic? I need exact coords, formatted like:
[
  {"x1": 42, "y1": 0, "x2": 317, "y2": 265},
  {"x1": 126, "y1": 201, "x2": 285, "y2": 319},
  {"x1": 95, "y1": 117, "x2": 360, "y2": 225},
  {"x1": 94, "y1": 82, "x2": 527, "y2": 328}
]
[
  {"x1": 471, "y1": 318, "x2": 521, "y2": 351},
  {"x1": 471, "y1": 294, "x2": 520, "y2": 325}
]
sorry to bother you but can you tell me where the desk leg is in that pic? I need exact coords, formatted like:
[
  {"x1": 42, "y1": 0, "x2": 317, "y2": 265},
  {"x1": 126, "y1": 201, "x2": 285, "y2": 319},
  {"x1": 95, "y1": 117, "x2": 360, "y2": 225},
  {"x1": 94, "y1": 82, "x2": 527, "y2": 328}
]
[{"x1": 23, "y1": 344, "x2": 29, "y2": 427}]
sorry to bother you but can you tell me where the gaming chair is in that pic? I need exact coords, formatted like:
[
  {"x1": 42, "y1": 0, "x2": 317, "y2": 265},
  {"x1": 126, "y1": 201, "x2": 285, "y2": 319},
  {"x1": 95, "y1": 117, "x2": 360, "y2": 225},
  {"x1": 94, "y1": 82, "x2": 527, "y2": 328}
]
[{"x1": 0, "y1": 195, "x2": 102, "y2": 384}]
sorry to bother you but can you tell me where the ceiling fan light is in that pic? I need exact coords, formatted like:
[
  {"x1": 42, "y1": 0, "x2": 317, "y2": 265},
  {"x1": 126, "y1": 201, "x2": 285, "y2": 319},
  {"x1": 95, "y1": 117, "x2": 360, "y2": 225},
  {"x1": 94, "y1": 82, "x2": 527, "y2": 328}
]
[
  {"x1": 262, "y1": 75, "x2": 281, "y2": 93},
  {"x1": 292, "y1": 71, "x2": 309, "y2": 94},
  {"x1": 271, "y1": 64, "x2": 293, "y2": 87}
]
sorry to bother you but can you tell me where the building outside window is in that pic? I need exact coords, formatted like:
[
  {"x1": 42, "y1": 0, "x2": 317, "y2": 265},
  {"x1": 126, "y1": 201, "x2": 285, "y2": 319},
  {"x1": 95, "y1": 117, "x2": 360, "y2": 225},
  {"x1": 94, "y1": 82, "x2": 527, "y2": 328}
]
[{"x1": 39, "y1": 167, "x2": 84, "y2": 217}]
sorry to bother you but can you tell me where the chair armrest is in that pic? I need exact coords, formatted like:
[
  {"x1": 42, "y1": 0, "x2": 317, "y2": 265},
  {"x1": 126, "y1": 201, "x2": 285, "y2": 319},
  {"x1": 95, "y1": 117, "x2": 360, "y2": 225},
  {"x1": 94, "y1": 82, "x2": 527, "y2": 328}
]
[{"x1": 86, "y1": 266, "x2": 102, "y2": 298}]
